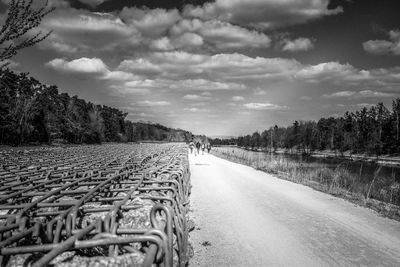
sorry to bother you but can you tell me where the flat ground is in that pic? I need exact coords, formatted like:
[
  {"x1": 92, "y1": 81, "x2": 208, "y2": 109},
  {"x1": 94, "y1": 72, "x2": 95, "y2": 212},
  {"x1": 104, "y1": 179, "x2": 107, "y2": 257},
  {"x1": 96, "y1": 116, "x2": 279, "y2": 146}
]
[{"x1": 189, "y1": 153, "x2": 400, "y2": 266}]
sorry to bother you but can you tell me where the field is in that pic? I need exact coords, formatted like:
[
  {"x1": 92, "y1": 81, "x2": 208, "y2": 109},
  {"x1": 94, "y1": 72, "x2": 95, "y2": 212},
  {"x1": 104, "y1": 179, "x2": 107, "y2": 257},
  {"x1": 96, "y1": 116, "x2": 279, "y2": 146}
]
[
  {"x1": 0, "y1": 143, "x2": 190, "y2": 267},
  {"x1": 211, "y1": 146, "x2": 400, "y2": 220}
]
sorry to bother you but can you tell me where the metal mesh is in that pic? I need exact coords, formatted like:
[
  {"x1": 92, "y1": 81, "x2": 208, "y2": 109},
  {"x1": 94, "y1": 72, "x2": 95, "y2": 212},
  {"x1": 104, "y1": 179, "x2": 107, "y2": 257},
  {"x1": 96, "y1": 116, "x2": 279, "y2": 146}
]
[{"x1": 0, "y1": 143, "x2": 190, "y2": 267}]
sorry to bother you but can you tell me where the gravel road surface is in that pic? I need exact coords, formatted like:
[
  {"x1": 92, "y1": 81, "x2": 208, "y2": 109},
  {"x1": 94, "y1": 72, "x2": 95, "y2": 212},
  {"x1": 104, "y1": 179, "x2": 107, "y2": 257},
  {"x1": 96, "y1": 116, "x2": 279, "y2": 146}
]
[{"x1": 189, "y1": 153, "x2": 400, "y2": 266}]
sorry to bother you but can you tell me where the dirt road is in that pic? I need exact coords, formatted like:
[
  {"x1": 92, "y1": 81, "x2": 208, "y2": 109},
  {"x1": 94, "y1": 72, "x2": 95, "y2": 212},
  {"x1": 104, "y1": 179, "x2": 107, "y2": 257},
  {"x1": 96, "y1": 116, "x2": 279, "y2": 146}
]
[{"x1": 189, "y1": 153, "x2": 400, "y2": 266}]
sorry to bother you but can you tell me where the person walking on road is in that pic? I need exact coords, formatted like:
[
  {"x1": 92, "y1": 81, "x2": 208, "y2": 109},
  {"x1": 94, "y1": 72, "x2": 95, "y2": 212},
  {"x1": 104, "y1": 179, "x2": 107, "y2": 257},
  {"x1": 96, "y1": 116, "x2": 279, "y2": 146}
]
[
  {"x1": 195, "y1": 141, "x2": 201, "y2": 156},
  {"x1": 207, "y1": 143, "x2": 211, "y2": 153},
  {"x1": 201, "y1": 142, "x2": 206, "y2": 155},
  {"x1": 189, "y1": 141, "x2": 194, "y2": 154}
]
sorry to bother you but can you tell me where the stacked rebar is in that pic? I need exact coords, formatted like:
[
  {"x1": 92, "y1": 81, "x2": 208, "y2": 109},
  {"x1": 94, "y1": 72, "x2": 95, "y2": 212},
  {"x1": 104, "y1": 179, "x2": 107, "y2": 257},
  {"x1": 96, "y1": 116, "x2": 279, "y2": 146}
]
[{"x1": 0, "y1": 143, "x2": 190, "y2": 267}]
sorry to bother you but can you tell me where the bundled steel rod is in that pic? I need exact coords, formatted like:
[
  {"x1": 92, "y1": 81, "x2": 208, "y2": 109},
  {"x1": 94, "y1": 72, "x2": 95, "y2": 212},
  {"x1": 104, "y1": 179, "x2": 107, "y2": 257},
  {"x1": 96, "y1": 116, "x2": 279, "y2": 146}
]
[{"x1": 0, "y1": 143, "x2": 190, "y2": 267}]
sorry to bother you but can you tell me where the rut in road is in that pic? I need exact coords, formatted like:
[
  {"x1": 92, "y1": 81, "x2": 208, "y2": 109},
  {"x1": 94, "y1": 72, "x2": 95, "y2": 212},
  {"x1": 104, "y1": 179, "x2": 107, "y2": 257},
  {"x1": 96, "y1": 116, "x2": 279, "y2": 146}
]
[{"x1": 189, "y1": 153, "x2": 400, "y2": 267}]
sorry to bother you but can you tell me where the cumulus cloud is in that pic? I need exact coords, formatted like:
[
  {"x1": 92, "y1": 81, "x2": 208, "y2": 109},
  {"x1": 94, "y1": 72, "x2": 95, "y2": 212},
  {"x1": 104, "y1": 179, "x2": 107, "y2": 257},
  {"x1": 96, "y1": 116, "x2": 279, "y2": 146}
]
[
  {"x1": 296, "y1": 61, "x2": 400, "y2": 85},
  {"x1": 172, "y1": 19, "x2": 271, "y2": 49},
  {"x1": 150, "y1": 37, "x2": 175, "y2": 51},
  {"x1": 102, "y1": 71, "x2": 138, "y2": 81},
  {"x1": 183, "y1": 0, "x2": 343, "y2": 29},
  {"x1": 118, "y1": 58, "x2": 162, "y2": 76},
  {"x1": 363, "y1": 29, "x2": 400, "y2": 56},
  {"x1": 244, "y1": 102, "x2": 288, "y2": 110},
  {"x1": 39, "y1": 9, "x2": 141, "y2": 53},
  {"x1": 46, "y1": 57, "x2": 108, "y2": 74},
  {"x1": 119, "y1": 7, "x2": 181, "y2": 37},
  {"x1": 295, "y1": 62, "x2": 370, "y2": 82},
  {"x1": 119, "y1": 51, "x2": 302, "y2": 82},
  {"x1": 174, "y1": 33, "x2": 204, "y2": 48},
  {"x1": 281, "y1": 37, "x2": 315, "y2": 52},
  {"x1": 150, "y1": 33, "x2": 204, "y2": 51}
]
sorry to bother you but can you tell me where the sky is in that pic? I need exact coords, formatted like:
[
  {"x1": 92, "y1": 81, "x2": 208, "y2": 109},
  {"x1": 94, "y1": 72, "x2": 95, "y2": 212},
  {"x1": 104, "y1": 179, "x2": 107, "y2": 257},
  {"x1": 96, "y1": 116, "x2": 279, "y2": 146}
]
[{"x1": 1, "y1": 0, "x2": 400, "y2": 136}]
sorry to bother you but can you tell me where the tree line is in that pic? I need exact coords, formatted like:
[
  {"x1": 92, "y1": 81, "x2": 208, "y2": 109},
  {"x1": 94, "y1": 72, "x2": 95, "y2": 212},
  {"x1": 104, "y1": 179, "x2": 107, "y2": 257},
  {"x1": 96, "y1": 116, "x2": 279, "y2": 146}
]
[
  {"x1": 211, "y1": 100, "x2": 400, "y2": 155},
  {"x1": 0, "y1": 69, "x2": 193, "y2": 145}
]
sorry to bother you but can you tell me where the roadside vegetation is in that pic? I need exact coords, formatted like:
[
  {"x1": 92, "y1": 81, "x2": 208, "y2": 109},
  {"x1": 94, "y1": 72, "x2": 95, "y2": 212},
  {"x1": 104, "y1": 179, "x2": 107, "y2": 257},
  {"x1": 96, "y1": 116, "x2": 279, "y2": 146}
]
[
  {"x1": 212, "y1": 146, "x2": 400, "y2": 220},
  {"x1": 212, "y1": 100, "x2": 400, "y2": 156},
  {"x1": 0, "y1": 70, "x2": 193, "y2": 145}
]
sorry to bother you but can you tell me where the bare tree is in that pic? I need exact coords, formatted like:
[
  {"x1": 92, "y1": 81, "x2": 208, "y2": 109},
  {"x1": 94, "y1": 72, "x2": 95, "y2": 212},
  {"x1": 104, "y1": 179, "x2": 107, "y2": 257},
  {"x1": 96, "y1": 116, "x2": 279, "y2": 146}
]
[{"x1": 0, "y1": 0, "x2": 54, "y2": 67}]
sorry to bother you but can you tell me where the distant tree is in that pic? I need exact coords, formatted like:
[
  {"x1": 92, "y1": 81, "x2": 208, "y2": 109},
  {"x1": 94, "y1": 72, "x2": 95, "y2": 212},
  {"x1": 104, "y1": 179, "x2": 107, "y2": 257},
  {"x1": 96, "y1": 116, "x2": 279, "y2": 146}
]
[
  {"x1": 393, "y1": 99, "x2": 400, "y2": 151},
  {"x1": 251, "y1": 132, "x2": 261, "y2": 148},
  {"x1": 0, "y1": 0, "x2": 54, "y2": 67}
]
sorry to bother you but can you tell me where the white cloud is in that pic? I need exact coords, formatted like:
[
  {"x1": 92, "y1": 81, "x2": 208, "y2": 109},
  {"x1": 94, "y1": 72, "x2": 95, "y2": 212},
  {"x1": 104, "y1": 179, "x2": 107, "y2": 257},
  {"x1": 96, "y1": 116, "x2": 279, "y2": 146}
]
[
  {"x1": 102, "y1": 71, "x2": 138, "y2": 81},
  {"x1": 183, "y1": 0, "x2": 343, "y2": 29},
  {"x1": 118, "y1": 58, "x2": 162, "y2": 76},
  {"x1": 322, "y1": 90, "x2": 397, "y2": 99},
  {"x1": 358, "y1": 90, "x2": 397, "y2": 98},
  {"x1": 127, "y1": 51, "x2": 302, "y2": 82},
  {"x1": 232, "y1": 96, "x2": 245, "y2": 101},
  {"x1": 172, "y1": 19, "x2": 271, "y2": 49},
  {"x1": 281, "y1": 37, "x2": 315, "y2": 52},
  {"x1": 138, "y1": 101, "x2": 171, "y2": 106},
  {"x1": 40, "y1": 9, "x2": 141, "y2": 52},
  {"x1": 45, "y1": 12, "x2": 132, "y2": 35},
  {"x1": 174, "y1": 32, "x2": 204, "y2": 48},
  {"x1": 119, "y1": 7, "x2": 181, "y2": 37},
  {"x1": 244, "y1": 102, "x2": 288, "y2": 110},
  {"x1": 46, "y1": 57, "x2": 108, "y2": 74},
  {"x1": 363, "y1": 30, "x2": 400, "y2": 56},
  {"x1": 295, "y1": 62, "x2": 371, "y2": 82},
  {"x1": 150, "y1": 33, "x2": 204, "y2": 51},
  {"x1": 150, "y1": 37, "x2": 175, "y2": 51}
]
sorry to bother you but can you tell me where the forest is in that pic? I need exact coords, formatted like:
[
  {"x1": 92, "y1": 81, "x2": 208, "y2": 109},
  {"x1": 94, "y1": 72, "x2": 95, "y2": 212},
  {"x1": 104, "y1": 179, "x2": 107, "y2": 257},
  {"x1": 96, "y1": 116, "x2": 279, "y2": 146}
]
[
  {"x1": 212, "y1": 99, "x2": 400, "y2": 156},
  {"x1": 0, "y1": 69, "x2": 193, "y2": 145}
]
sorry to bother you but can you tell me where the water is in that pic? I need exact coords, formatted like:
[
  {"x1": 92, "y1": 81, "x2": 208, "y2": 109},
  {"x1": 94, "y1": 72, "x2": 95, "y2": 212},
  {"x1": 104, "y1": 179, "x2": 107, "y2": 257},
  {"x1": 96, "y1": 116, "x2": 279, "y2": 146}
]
[{"x1": 216, "y1": 147, "x2": 400, "y2": 184}]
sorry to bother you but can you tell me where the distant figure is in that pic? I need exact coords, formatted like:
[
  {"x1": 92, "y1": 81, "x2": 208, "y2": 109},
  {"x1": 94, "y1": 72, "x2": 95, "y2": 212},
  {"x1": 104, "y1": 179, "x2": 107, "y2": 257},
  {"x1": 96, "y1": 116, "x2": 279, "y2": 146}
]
[
  {"x1": 201, "y1": 143, "x2": 206, "y2": 155},
  {"x1": 189, "y1": 141, "x2": 194, "y2": 154},
  {"x1": 195, "y1": 141, "x2": 201, "y2": 155},
  {"x1": 207, "y1": 143, "x2": 211, "y2": 153}
]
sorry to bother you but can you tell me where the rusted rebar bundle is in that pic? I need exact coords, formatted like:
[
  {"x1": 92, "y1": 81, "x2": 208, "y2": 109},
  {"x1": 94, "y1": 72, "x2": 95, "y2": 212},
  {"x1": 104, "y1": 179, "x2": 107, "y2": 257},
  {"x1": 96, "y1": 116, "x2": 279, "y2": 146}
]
[{"x1": 0, "y1": 143, "x2": 190, "y2": 267}]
